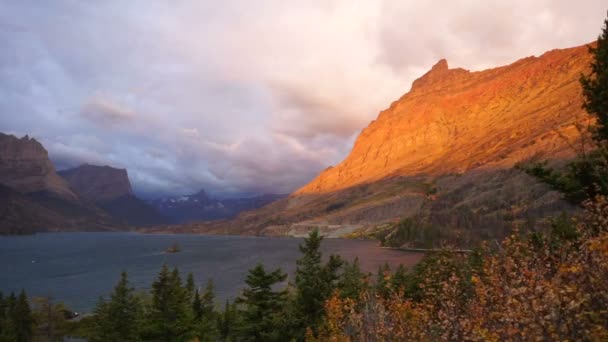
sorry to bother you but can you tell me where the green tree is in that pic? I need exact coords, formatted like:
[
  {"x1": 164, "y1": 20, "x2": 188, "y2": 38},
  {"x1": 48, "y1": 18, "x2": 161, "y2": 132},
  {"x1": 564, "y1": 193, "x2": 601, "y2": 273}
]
[
  {"x1": 195, "y1": 279, "x2": 219, "y2": 341},
  {"x1": 92, "y1": 272, "x2": 143, "y2": 342},
  {"x1": 218, "y1": 299, "x2": 239, "y2": 342},
  {"x1": 192, "y1": 289, "x2": 203, "y2": 321},
  {"x1": 390, "y1": 264, "x2": 409, "y2": 293},
  {"x1": 375, "y1": 263, "x2": 392, "y2": 299},
  {"x1": 185, "y1": 272, "x2": 196, "y2": 300},
  {"x1": 32, "y1": 296, "x2": 70, "y2": 341},
  {"x1": 293, "y1": 229, "x2": 343, "y2": 338},
  {"x1": 0, "y1": 291, "x2": 5, "y2": 338},
  {"x1": 12, "y1": 290, "x2": 33, "y2": 342},
  {"x1": 582, "y1": 12, "x2": 608, "y2": 141},
  {"x1": 147, "y1": 265, "x2": 194, "y2": 341},
  {"x1": 0, "y1": 293, "x2": 17, "y2": 342},
  {"x1": 236, "y1": 263, "x2": 288, "y2": 342},
  {"x1": 338, "y1": 257, "x2": 367, "y2": 299},
  {"x1": 522, "y1": 12, "x2": 608, "y2": 203}
]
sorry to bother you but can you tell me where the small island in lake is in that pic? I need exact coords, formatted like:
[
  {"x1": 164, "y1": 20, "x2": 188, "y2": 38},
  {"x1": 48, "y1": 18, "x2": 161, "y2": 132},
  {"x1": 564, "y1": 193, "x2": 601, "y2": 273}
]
[{"x1": 165, "y1": 242, "x2": 181, "y2": 254}]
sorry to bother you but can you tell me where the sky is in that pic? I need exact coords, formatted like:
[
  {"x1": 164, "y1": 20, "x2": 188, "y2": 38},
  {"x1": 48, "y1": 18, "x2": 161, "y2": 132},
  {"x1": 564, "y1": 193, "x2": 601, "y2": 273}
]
[{"x1": 0, "y1": 0, "x2": 606, "y2": 198}]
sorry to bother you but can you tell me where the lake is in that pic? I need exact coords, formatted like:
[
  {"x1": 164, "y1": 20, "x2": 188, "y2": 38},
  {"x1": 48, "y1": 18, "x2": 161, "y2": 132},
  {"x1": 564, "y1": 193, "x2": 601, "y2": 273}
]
[{"x1": 0, "y1": 232, "x2": 423, "y2": 312}]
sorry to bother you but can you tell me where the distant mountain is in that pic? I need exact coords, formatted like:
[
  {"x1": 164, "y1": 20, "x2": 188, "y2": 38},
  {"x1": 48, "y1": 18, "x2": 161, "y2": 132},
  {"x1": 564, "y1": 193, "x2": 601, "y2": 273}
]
[
  {"x1": 58, "y1": 164, "x2": 133, "y2": 202},
  {"x1": 59, "y1": 164, "x2": 168, "y2": 227},
  {"x1": 0, "y1": 134, "x2": 115, "y2": 234},
  {"x1": 148, "y1": 190, "x2": 286, "y2": 224},
  {"x1": 153, "y1": 43, "x2": 592, "y2": 244}
]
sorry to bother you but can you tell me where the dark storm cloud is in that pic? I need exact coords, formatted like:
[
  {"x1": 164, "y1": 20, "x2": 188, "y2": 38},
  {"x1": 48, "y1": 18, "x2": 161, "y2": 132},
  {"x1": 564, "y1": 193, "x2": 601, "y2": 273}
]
[{"x1": 0, "y1": 0, "x2": 605, "y2": 198}]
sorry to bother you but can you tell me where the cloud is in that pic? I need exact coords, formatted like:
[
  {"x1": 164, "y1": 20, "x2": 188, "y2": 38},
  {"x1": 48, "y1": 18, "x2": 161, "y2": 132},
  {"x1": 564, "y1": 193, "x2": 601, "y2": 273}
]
[
  {"x1": 80, "y1": 97, "x2": 136, "y2": 126},
  {"x1": 0, "y1": 0, "x2": 606, "y2": 198}
]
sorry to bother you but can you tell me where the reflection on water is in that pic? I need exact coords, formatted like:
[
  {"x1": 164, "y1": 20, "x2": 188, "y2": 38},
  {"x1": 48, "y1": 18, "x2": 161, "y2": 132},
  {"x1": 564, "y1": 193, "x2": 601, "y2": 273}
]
[{"x1": 0, "y1": 232, "x2": 423, "y2": 312}]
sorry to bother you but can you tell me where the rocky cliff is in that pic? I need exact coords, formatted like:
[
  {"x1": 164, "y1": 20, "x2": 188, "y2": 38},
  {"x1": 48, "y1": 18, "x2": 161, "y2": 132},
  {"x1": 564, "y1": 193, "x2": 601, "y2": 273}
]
[
  {"x1": 297, "y1": 44, "x2": 592, "y2": 194},
  {"x1": 0, "y1": 138, "x2": 167, "y2": 233},
  {"x1": 59, "y1": 164, "x2": 167, "y2": 226},
  {"x1": 0, "y1": 133, "x2": 76, "y2": 200},
  {"x1": 58, "y1": 164, "x2": 134, "y2": 202}
]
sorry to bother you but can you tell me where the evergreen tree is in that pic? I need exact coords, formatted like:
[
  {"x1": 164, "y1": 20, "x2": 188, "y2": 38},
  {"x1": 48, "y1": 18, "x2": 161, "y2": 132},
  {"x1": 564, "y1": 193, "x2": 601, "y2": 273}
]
[
  {"x1": 0, "y1": 291, "x2": 4, "y2": 338},
  {"x1": 200, "y1": 279, "x2": 218, "y2": 341},
  {"x1": 390, "y1": 264, "x2": 409, "y2": 293},
  {"x1": 338, "y1": 257, "x2": 366, "y2": 299},
  {"x1": 12, "y1": 290, "x2": 33, "y2": 342},
  {"x1": 192, "y1": 289, "x2": 203, "y2": 321},
  {"x1": 236, "y1": 263, "x2": 288, "y2": 341},
  {"x1": 582, "y1": 12, "x2": 608, "y2": 141},
  {"x1": 293, "y1": 229, "x2": 343, "y2": 338},
  {"x1": 32, "y1": 296, "x2": 70, "y2": 341},
  {"x1": 185, "y1": 273, "x2": 196, "y2": 300},
  {"x1": 92, "y1": 271, "x2": 143, "y2": 342},
  {"x1": 0, "y1": 293, "x2": 17, "y2": 342},
  {"x1": 375, "y1": 263, "x2": 391, "y2": 298},
  {"x1": 195, "y1": 280, "x2": 219, "y2": 341},
  {"x1": 147, "y1": 265, "x2": 194, "y2": 341},
  {"x1": 218, "y1": 299, "x2": 239, "y2": 342},
  {"x1": 522, "y1": 12, "x2": 608, "y2": 202}
]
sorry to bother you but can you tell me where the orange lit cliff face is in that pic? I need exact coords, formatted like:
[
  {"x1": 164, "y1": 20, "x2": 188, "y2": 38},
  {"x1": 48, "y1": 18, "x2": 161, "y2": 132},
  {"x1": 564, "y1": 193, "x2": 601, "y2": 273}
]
[{"x1": 296, "y1": 44, "x2": 593, "y2": 195}]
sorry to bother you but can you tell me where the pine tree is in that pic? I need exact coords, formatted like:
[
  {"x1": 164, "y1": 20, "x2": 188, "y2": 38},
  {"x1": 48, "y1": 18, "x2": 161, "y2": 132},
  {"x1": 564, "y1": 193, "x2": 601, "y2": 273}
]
[
  {"x1": 92, "y1": 272, "x2": 143, "y2": 342},
  {"x1": 390, "y1": 264, "x2": 409, "y2": 293},
  {"x1": 218, "y1": 299, "x2": 239, "y2": 342},
  {"x1": 12, "y1": 290, "x2": 33, "y2": 342},
  {"x1": 32, "y1": 296, "x2": 70, "y2": 341},
  {"x1": 236, "y1": 263, "x2": 288, "y2": 342},
  {"x1": 147, "y1": 265, "x2": 194, "y2": 341},
  {"x1": 293, "y1": 229, "x2": 343, "y2": 338},
  {"x1": 0, "y1": 293, "x2": 17, "y2": 342},
  {"x1": 200, "y1": 279, "x2": 218, "y2": 342},
  {"x1": 192, "y1": 289, "x2": 203, "y2": 321},
  {"x1": 0, "y1": 291, "x2": 5, "y2": 338},
  {"x1": 582, "y1": 12, "x2": 608, "y2": 141},
  {"x1": 338, "y1": 257, "x2": 366, "y2": 299},
  {"x1": 522, "y1": 12, "x2": 608, "y2": 202},
  {"x1": 193, "y1": 279, "x2": 219, "y2": 341},
  {"x1": 186, "y1": 273, "x2": 196, "y2": 301},
  {"x1": 375, "y1": 263, "x2": 391, "y2": 298}
]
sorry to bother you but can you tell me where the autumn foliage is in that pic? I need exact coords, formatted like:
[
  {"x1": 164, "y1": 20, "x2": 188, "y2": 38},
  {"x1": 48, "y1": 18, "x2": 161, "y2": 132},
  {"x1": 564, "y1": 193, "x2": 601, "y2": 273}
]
[{"x1": 311, "y1": 197, "x2": 608, "y2": 341}]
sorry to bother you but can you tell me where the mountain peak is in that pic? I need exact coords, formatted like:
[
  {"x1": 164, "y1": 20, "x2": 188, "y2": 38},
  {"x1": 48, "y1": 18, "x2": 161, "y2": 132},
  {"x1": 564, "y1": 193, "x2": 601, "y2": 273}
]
[
  {"x1": 296, "y1": 43, "x2": 594, "y2": 195},
  {"x1": 192, "y1": 189, "x2": 209, "y2": 200},
  {"x1": 410, "y1": 58, "x2": 468, "y2": 92},
  {"x1": 431, "y1": 58, "x2": 448, "y2": 71}
]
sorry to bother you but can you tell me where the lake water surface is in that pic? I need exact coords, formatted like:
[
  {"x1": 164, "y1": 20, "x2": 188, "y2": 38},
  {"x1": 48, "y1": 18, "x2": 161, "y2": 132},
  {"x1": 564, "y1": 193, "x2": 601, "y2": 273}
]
[{"x1": 0, "y1": 232, "x2": 423, "y2": 312}]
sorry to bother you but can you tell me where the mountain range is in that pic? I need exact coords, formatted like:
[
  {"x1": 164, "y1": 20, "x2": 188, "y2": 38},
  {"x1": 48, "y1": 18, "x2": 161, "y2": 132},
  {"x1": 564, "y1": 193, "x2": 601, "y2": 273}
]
[
  {"x1": 148, "y1": 190, "x2": 285, "y2": 224},
  {"x1": 0, "y1": 133, "x2": 286, "y2": 234},
  {"x1": 149, "y1": 42, "x2": 594, "y2": 246},
  {"x1": 1, "y1": 42, "x2": 596, "y2": 243}
]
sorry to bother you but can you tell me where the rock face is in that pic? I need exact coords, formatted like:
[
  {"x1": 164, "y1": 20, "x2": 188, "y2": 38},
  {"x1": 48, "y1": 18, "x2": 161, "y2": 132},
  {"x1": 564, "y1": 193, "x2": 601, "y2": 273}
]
[
  {"x1": 58, "y1": 164, "x2": 133, "y2": 202},
  {"x1": 297, "y1": 44, "x2": 593, "y2": 194},
  {"x1": 59, "y1": 164, "x2": 167, "y2": 226},
  {"x1": 0, "y1": 134, "x2": 166, "y2": 233},
  {"x1": 0, "y1": 134, "x2": 118, "y2": 234},
  {"x1": 0, "y1": 133, "x2": 76, "y2": 200}
]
